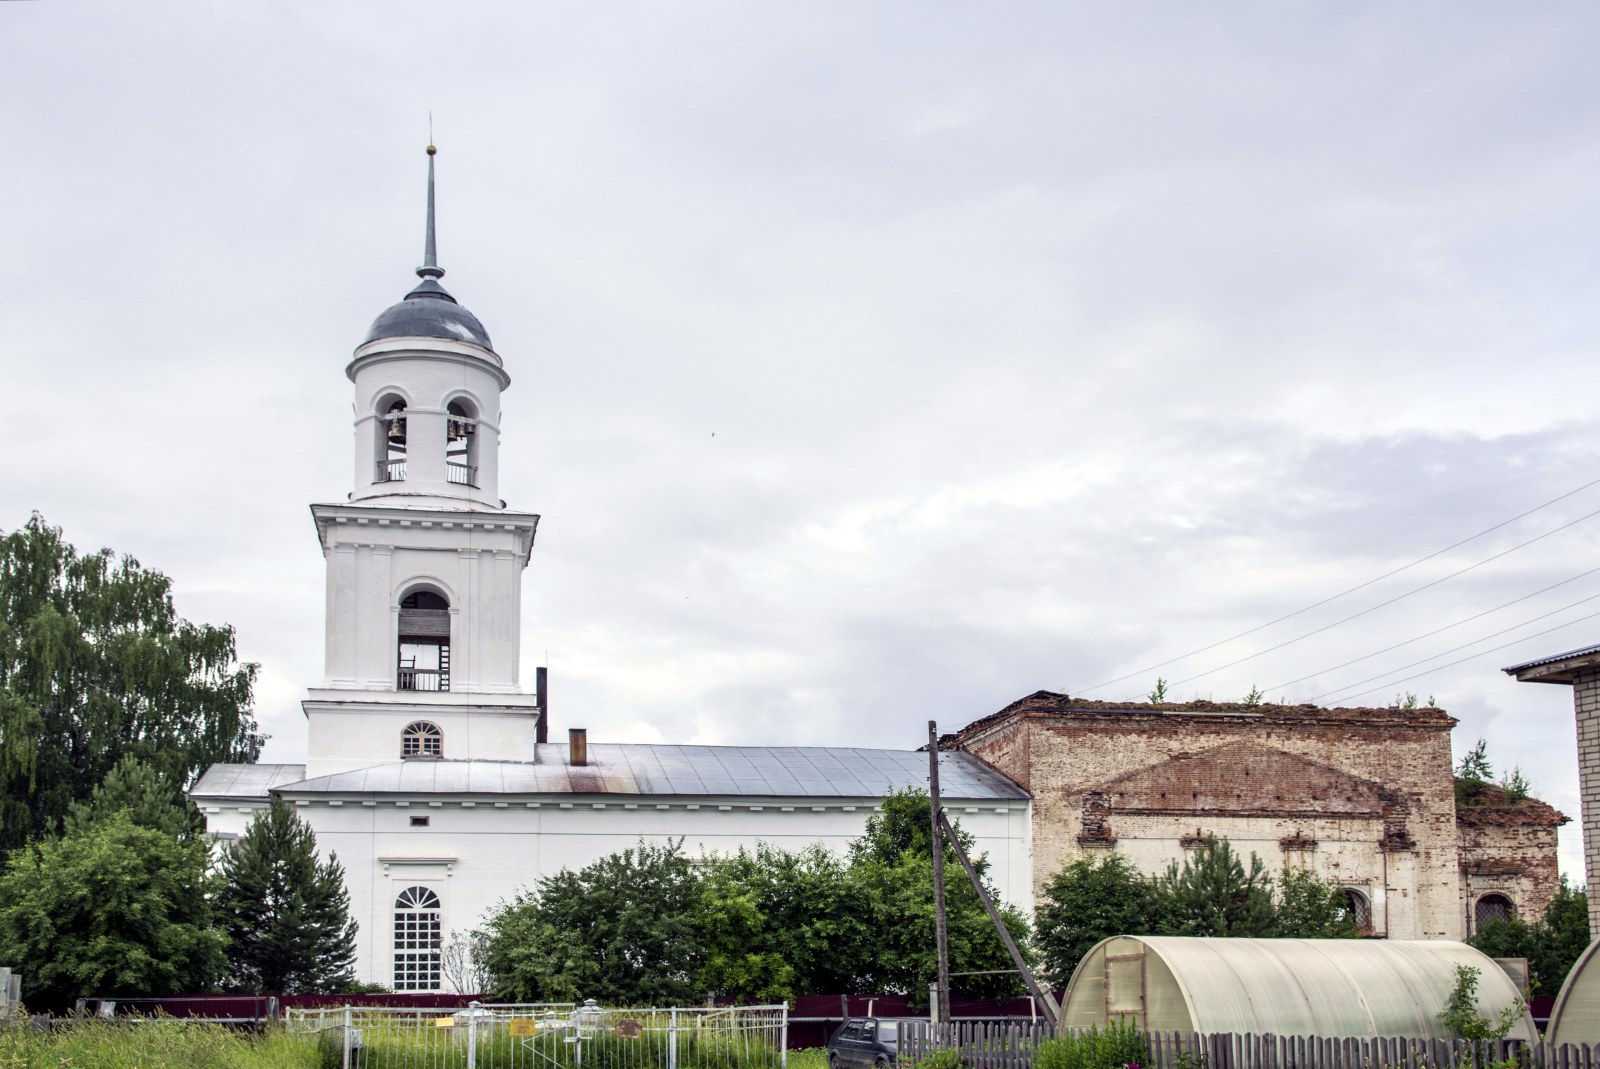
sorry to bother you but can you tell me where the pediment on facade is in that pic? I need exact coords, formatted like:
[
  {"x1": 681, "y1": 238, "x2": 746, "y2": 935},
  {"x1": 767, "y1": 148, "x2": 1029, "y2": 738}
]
[{"x1": 1083, "y1": 743, "x2": 1388, "y2": 818}]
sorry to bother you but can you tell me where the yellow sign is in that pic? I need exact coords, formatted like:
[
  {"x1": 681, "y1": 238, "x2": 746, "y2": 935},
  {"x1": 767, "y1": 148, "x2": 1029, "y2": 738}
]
[
  {"x1": 509, "y1": 1019, "x2": 538, "y2": 1037},
  {"x1": 435, "y1": 1017, "x2": 455, "y2": 1028}
]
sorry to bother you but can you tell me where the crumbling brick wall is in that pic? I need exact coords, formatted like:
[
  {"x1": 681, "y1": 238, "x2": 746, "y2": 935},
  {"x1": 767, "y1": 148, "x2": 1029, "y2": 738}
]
[
  {"x1": 951, "y1": 692, "x2": 1467, "y2": 940},
  {"x1": 1456, "y1": 786, "x2": 1567, "y2": 936}
]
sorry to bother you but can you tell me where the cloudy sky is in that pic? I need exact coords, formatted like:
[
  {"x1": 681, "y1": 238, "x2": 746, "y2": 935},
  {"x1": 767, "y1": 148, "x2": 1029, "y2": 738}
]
[{"x1": 6, "y1": 3, "x2": 1599, "y2": 877}]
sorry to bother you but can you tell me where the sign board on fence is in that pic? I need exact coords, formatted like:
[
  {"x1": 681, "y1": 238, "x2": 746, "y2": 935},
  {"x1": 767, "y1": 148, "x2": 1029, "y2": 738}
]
[
  {"x1": 435, "y1": 1017, "x2": 454, "y2": 1028},
  {"x1": 614, "y1": 1019, "x2": 643, "y2": 1039},
  {"x1": 509, "y1": 1019, "x2": 538, "y2": 1037}
]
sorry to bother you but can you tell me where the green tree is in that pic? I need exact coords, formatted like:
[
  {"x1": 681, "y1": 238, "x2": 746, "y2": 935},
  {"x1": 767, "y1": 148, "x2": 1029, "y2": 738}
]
[
  {"x1": 479, "y1": 840, "x2": 706, "y2": 1004},
  {"x1": 1156, "y1": 839, "x2": 1276, "y2": 937},
  {"x1": 701, "y1": 843, "x2": 877, "y2": 997},
  {"x1": 1035, "y1": 853, "x2": 1162, "y2": 986},
  {"x1": 0, "y1": 516, "x2": 260, "y2": 854},
  {"x1": 64, "y1": 754, "x2": 204, "y2": 840},
  {"x1": 0, "y1": 811, "x2": 226, "y2": 1005},
  {"x1": 215, "y1": 797, "x2": 358, "y2": 994},
  {"x1": 1470, "y1": 876, "x2": 1590, "y2": 996},
  {"x1": 694, "y1": 857, "x2": 795, "y2": 1002},
  {"x1": 850, "y1": 788, "x2": 1032, "y2": 1002},
  {"x1": 1455, "y1": 738, "x2": 1494, "y2": 806},
  {"x1": 1273, "y1": 865, "x2": 1361, "y2": 938}
]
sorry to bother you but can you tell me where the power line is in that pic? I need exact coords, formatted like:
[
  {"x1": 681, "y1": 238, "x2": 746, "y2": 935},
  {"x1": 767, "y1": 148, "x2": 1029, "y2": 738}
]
[
  {"x1": 1265, "y1": 563, "x2": 1600, "y2": 693},
  {"x1": 1073, "y1": 472, "x2": 1600, "y2": 697},
  {"x1": 1305, "y1": 589, "x2": 1600, "y2": 704},
  {"x1": 1313, "y1": 609, "x2": 1600, "y2": 706},
  {"x1": 1148, "y1": 502, "x2": 1600, "y2": 694}
]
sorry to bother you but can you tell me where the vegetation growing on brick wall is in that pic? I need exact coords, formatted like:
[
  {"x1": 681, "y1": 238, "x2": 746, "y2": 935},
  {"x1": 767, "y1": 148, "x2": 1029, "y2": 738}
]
[{"x1": 1455, "y1": 738, "x2": 1531, "y2": 807}]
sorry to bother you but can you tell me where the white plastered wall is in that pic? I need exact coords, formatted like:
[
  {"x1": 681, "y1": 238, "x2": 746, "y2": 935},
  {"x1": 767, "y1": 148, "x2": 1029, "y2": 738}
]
[{"x1": 290, "y1": 794, "x2": 1033, "y2": 992}]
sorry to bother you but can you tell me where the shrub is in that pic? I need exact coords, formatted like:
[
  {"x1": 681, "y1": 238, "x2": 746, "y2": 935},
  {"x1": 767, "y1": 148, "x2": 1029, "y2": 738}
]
[
  {"x1": 1035, "y1": 1019, "x2": 1149, "y2": 1069},
  {"x1": 910, "y1": 1047, "x2": 966, "y2": 1069}
]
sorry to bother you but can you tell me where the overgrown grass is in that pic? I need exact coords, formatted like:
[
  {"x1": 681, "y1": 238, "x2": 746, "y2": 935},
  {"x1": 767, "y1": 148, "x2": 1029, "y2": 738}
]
[
  {"x1": 1034, "y1": 1020, "x2": 1149, "y2": 1069},
  {"x1": 0, "y1": 1018, "x2": 321, "y2": 1069},
  {"x1": 788, "y1": 1048, "x2": 828, "y2": 1069}
]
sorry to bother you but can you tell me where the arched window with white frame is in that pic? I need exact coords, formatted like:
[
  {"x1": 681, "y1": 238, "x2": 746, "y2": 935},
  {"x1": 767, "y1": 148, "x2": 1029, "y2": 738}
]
[{"x1": 393, "y1": 886, "x2": 442, "y2": 991}]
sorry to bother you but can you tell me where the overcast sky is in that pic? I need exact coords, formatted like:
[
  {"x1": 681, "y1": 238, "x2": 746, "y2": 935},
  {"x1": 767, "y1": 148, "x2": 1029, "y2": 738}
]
[{"x1": 6, "y1": 2, "x2": 1599, "y2": 879}]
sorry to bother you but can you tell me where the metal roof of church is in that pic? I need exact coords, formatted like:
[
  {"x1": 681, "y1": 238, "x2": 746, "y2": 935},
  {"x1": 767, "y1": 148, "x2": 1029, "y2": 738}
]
[
  {"x1": 191, "y1": 763, "x2": 312, "y2": 801},
  {"x1": 251, "y1": 745, "x2": 1027, "y2": 800}
]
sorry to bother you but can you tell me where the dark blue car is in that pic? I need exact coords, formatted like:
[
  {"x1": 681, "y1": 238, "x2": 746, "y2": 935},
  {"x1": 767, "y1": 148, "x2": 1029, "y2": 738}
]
[{"x1": 827, "y1": 1018, "x2": 907, "y2": 1069}]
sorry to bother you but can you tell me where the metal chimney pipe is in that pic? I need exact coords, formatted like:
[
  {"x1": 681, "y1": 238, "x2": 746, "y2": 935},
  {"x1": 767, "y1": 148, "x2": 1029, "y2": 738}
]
[
  {"x1": 569, "y1": 728, "x2": 587, "y2": 767},
  {"x1": 535, "y1": 667, "x2": 548, "y2": 744}
]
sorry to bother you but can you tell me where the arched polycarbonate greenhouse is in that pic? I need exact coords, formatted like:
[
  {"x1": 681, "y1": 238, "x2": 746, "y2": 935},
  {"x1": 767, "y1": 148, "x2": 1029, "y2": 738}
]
[
  {"x1": 1546, "y1": 939, "x2": 1600, "y2": 1045},
  {"x1": 1059, "y1": 936, "x2": 1536, "y2": 1041}
]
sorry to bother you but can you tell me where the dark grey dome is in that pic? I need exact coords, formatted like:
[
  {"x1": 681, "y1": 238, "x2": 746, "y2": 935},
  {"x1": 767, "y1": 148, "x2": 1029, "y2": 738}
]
[{"x1": 364, "y1": 278, "x2": 494, "y2": 350}]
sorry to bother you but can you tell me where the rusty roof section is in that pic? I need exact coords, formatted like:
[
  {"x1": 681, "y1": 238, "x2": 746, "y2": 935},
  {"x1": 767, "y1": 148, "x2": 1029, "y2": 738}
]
[{"x1": 943, "y1": 689, "x2": 1457, "y2": 748}]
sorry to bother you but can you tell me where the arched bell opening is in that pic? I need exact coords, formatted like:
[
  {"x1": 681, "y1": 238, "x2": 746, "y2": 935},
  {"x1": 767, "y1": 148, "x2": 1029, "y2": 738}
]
[
  {"x1": 397, "y1": 589, "x2": 450, "y2": 692},
  {"x1": 445, "y1": 399, "x2": 479, "y2": 488},
  {"x1": 375, "y1": 396, "x2": 409, "y2": 484}
]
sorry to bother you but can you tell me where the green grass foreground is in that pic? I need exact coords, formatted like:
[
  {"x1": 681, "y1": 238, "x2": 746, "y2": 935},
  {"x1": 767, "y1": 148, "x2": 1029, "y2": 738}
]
[{"x1": 0, "y1": 1019, "x2": 321, "y2": 1069}]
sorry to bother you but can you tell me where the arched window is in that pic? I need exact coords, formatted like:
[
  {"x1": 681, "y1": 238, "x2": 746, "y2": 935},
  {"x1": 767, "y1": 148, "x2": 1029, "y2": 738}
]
[
  {"x1": 446, "y1": 400, "x2": 478, "y2": 487},
  {"x1": 402, "y1": 721, "x2": 443, "y2": 758},
  {"x1": 397, "y1": 590, "x2": 450, "y2": 692},
  {"x1": 376, "y1": 399, "x2": 408, "y2": 483},
  {"x1": 1476, "y1": 893, "x2": 1514, "y2": 929},
  {"x1": 1342, "y1": 888, "x2": 1372, "y2": 932},
  {"x1": 393, "y1": 886, "x2": 442, "y2": 991}
]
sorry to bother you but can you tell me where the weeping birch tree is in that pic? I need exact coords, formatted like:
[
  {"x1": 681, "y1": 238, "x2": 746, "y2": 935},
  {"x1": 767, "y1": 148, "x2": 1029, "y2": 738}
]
[{"x1": 0, "y1": 515, "x2": 261, "y2": 853}]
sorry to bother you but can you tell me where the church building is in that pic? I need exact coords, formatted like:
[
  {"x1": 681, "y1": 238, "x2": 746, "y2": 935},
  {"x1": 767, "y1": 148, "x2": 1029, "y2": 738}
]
[
  {"x1": 191, "y1": 149, "x2": 1032, "y2": 991},
  {"x1": 193, "y1": 150, "x2": 1565, "y2": 992}
]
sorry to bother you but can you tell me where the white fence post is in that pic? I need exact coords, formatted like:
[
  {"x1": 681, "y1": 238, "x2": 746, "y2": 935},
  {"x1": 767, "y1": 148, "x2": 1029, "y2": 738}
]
[
  {"x1": 342, "y1": 1004, "x2": 353, "y2": 1069},
  {"x1": 781, "y1": 1002, "x2": 789, "y2": 1069},
  {"x1": 468, "y1": 1000, "x2": 480, "y2": 1068},
  {"x1": 669, "y1": 1007, "x2": 679, "y2": 1069}
]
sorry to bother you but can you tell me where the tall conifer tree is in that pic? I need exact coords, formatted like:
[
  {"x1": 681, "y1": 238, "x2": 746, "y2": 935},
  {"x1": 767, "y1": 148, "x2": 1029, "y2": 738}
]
[{"x1": 216, "y1": 797, "x2": 358, "y2": 994}]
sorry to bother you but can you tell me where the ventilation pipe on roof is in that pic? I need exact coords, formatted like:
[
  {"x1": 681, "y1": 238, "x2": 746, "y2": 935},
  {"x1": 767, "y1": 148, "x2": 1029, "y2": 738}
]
[{"x1": 569, "y1": 728, "x2": 587, "y2": 767}]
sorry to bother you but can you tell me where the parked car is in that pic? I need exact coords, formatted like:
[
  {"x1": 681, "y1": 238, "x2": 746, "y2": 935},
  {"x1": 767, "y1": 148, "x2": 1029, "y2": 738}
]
[{"x1": 828, "y1": 1017, "x2": 910, "y2": 1069}]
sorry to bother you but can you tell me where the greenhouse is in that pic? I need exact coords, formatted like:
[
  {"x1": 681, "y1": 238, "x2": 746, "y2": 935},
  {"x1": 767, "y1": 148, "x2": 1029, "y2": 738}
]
[
  {"x1": 1059, "y1": 936, "x2": 1535, "y2": 1041},
  {"x1": 1546, "y1": 939, "x2": 1600, "y2": 1046}
]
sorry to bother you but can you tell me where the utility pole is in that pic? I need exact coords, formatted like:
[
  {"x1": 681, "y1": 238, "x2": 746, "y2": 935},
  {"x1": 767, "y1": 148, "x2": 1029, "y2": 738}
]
[{"x1": 928, "y1": 720, "x2": 951, "y2": 1025}]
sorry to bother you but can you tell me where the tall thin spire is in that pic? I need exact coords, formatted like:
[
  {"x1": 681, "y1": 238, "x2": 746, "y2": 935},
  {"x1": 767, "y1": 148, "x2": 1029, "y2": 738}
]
[{"x1": 417, "y1": 142, "x2": 444, "y2": 281}]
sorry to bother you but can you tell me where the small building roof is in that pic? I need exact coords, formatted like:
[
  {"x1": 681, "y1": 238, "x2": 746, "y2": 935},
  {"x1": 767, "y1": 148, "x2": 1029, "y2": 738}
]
[
  {"x1": 1503, "y1": 642, "x2": 1600, "y2": 684},
  {"x1": 272, "y1": 744, "x2": 1029, "y2": 800},
  {"x1": 190, "y1": 763, "x2": 308, "y2": 802}
]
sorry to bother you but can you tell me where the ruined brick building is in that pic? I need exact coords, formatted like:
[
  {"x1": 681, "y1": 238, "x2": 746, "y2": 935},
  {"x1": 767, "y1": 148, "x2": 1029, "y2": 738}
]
[{"x1": 944, "y1": 691, "x2": 1566, "y2": 942}]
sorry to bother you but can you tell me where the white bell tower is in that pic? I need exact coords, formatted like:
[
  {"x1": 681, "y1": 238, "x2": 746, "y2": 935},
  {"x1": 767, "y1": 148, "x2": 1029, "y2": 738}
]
[{"x1": 303, "y1": 145, "x2": 542, "y2": 780}]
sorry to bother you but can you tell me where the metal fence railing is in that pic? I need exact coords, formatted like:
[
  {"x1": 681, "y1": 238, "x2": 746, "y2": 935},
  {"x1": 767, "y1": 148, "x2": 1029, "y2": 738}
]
[
  {"x1": 899, "y1": 1022, "x2": 1600, "y2": 1069},
  {"x1": 285, "y1": 1000, "x2": 789, "y2": 1069}
]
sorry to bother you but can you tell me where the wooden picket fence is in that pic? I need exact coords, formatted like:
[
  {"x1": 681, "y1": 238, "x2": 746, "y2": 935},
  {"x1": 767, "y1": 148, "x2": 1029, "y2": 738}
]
[{"x1": 899, "y1": 1022, "x2": 1600, "y2": 1069}]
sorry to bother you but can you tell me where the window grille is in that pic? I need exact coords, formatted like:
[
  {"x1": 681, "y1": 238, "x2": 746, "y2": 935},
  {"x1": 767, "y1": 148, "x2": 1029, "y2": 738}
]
[
  {"x1": 393, "y1": 885, "x2": 442, "y2": 991},
  {"x1": 1475, "y1": 893, "x2": 1514, "y2": 929}
]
